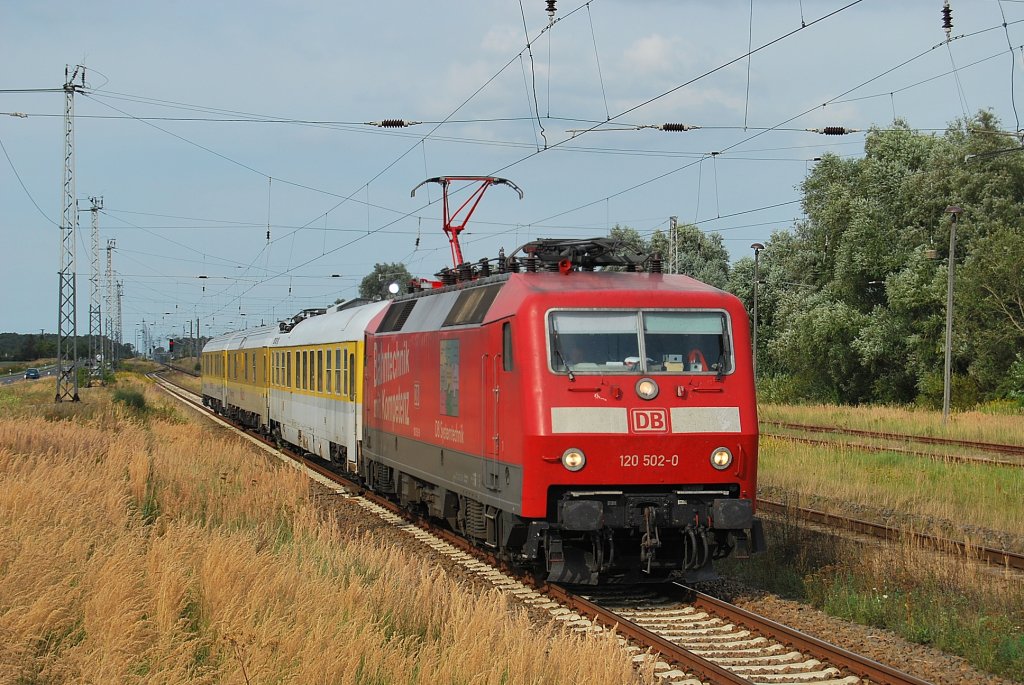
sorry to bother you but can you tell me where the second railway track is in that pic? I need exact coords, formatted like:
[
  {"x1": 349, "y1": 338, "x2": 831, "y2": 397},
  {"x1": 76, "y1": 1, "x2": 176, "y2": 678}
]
[
  {"x1": 762, "y1": 420, "x2": 1024, "y2": 469},
  {"x1": 756, "y1": 499, "x2": 1024, "y2": 573}
]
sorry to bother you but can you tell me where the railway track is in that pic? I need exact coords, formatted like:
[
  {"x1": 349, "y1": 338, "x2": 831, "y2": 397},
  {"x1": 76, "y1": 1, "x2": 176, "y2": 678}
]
[
  {"x1": 762, "y1": 421, "x2": 1024, "y2": 469},
  {"x1": 757, "y1": 499, "x2": 1024, "y2": 573},
  {"x1": 575, "y1": 585, "x2": 935, "y2": 685},
  {"x1": 151, "y1": 372, "x2": 933, "y2": 684},
  {"x1": 160, "y1": 361, "x2": 199, "y2": 378}
]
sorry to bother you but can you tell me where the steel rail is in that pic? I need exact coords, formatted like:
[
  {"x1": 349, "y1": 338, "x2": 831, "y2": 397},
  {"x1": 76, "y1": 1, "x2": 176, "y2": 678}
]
[
  {"x1": 161, "y1": 361, "x2": 200, "y2": 378},
  {"x1": 761, "y1": 431, "x2": 1023, "y2": 469},
  {"x1": 758, "y1": 499, "x2": 1024, "y2": 572},
  {"x1": 764, "y1": 420, "x2": 1024, "y2": 457},
  {"x1": 546, "y1": 584, "x2": 756, "y2": 685},
  {"x1": 672, "y1": 585, "x2": 933, "y2": 685}
]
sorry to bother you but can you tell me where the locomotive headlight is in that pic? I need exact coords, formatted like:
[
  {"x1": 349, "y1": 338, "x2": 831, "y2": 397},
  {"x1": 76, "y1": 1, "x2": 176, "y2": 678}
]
[
  {"x1": 561, "y1": 447, "x2": 586, "y2": 472},
  {"x1": 635, "y1": 377, "x2": 659, "y2": 400},
  {"x1": 710, "y1": 447, "x2": 733, "y2": 470}
]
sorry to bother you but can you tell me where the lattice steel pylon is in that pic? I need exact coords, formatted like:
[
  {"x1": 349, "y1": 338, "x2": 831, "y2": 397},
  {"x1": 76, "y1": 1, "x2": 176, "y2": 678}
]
[
  {"x1": 105, "y1": 239, "x2": 115, "y2": 368},
  {"x1": 115, "y1": 280, "x2": 123, "y2": 360},
  {"x1": 88, "y1": 196, "x2": 104, "y2": 381},
  {"x1": 55, "y1": 66, "x2": 85, "y2": 402}
]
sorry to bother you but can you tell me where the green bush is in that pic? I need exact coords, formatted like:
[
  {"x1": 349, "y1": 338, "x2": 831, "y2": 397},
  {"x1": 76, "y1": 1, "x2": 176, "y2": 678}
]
[
  {"x1": 113, "y1": 388, "x2": 147, "y2": 413},
  {"x1": 999, "y1": 354, "x2": 1024, "y2": 406},
  {"x1": 975, "y1": 399, "x2": 1024, "y2": 415},
  {"x1": 756, "y1": 374, "x2": 804, "y2": 404},
  {"x1": 915, "y1": 371, "x2": 982, "y2": 410}
]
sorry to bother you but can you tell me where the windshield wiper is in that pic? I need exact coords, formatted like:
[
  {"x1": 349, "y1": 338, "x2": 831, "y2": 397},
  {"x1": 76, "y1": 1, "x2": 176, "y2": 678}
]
[{"x1": 552, "y1": 332, "x2": 576, "y2": 382}]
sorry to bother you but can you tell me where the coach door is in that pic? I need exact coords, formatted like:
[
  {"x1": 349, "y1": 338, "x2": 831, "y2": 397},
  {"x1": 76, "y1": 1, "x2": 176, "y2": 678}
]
[{"x1": 343, "y1": 347, "x2": 358, "y2": 471}]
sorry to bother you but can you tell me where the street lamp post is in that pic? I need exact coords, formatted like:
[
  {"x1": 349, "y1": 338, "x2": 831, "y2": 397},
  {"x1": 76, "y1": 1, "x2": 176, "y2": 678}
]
[
  {"x1": 942, "y1": 206, "x2": 962, "y2": 425},
  {"x1": 750, "y1": 242, "x2": 765, "y2": 377}
]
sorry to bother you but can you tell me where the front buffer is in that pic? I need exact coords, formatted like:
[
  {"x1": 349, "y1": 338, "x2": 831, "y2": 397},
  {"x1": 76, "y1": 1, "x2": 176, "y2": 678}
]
[{"x1": 517, "y1": 484, "x2": 764, "y2": 584}]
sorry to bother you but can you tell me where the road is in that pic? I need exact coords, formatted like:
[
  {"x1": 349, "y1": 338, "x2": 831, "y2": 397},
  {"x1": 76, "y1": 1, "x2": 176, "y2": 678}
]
[{"x1": 0, "y1": 364, "x2": 57, "y2": 386}]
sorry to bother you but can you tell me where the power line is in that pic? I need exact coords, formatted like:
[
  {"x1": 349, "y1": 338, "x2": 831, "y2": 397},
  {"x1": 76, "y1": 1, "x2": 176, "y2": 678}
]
[
  {"x1": 516, "y1": 10, "x2": 1014, "y2": 231},
  {"x1": 0, "y1": 133, "x2": 58, "y2": 226}
]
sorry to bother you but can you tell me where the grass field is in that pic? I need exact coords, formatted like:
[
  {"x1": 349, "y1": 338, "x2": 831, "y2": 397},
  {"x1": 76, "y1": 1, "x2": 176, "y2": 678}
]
[
  {"x1": 760, "y1": 402, "x2": 1024, "y2": 445},
  {"x1": 0, "y1": 376, "x2": 653, "y2": 684},
  {"x1": 733, "y1": 403, "x2": 1024, "y2": 680}
]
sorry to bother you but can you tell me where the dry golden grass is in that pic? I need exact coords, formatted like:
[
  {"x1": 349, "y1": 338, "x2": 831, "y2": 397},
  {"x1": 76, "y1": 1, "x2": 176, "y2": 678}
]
[
  {"x1": 162, "y1": 368, "x2": 202, "y2": 395},
  {"x1": 0, "y1": 377, "x2": 651, "y2": 684},
  {"x1": 760, "y1": 402, "x2": 1024, "y2": 445}
]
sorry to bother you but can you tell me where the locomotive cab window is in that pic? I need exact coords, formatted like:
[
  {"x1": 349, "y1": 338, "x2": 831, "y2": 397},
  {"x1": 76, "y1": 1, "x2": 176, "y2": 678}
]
[{"x1": 548, "y1": 310, "x2": 732, "y2": 375}]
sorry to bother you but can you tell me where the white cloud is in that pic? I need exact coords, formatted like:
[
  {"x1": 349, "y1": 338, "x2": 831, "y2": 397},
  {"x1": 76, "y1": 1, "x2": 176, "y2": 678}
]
[
  {"x1": 623, "y1": 34, "x2": 682, "y2": 75},
  {"x1": 481, "y1": 25, "x2": 522, "y2": 54}
]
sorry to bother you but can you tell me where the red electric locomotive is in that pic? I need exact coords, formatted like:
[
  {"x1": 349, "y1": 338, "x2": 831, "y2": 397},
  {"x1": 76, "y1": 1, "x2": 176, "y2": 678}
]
[{"x1": 362, "y1": 237, "x2": 764, "y2": 584}]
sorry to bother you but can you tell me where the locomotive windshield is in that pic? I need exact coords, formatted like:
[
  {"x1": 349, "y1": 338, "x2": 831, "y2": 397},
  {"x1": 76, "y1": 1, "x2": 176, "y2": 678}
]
[{"x1": 549, "y1": 310, "x2": 732, "y2": 375}]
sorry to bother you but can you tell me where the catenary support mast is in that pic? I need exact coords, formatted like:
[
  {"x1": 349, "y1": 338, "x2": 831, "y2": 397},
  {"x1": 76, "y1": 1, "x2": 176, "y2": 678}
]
[
  {"x1": 55, "y1": 66, "x2": 85, "y2": 402},
  {"x1": 88, "y1": 196, "x2": 104, "y2": 380},
  {"x1": 105, "y1": 239, "x2": 115, "y2": 369}
]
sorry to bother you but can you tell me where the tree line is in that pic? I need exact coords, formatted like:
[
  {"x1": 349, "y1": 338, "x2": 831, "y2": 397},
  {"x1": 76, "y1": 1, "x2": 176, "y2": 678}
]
[
  {"x1": 617, "y1": 111, "x2": 1024, "y2": 408},
  {"x1": 354, "y1": 112, "x2": 1023, "y2": 408},
  {"x1": 0, "y1": 332, "x2": 134, "y2": 364}
]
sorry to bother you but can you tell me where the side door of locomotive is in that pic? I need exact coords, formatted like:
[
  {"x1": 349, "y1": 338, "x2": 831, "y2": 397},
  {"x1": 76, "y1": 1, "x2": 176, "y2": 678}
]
[{"x1": 482, "y1": 321, "x2": 505, "y2": 492}]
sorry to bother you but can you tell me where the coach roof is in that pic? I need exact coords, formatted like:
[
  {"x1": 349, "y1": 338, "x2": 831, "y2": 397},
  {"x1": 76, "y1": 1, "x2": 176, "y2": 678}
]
[{"x1": 280, "y1": 300, "x2": 389, "y2": 348}]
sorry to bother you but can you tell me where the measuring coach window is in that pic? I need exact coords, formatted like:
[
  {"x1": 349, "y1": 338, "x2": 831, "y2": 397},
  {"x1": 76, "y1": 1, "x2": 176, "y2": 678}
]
[
  {"x1": 348, "y1": 353, "x2": 355, "y2": 398},
  {"x1": 335, "y1": 349, "x2": 342, "y2": 396},
  {"x1": 548, "y1": 310, "x2": 733, "y2": 375}
]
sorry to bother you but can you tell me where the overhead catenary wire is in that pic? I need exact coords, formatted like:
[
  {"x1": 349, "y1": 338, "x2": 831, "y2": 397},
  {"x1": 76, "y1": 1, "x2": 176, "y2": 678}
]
[
  {"x1": 519, "y1": 0, "x2": 548, "y2": 148},
  {"x1": 0, "y1": 133, "x2": 58, "y2": 226},
  {"x1": 831, "y1": 41, "x2": 1023, "y2": 105},
  {"x1": 744, "y1": 0, "x2": 755, "y2": 130},
  {"x1": 481, "y1": 0, "x2": 869, "y2": 230},
  {"x1": 200, "y1": 0, "x2": 598, "y2": 319},
  {"x1": 12, "y1": 2, "x2": 1015, "y2": 333},
  {"x1": 996, "y1": 0, "x2": 1023, "y2": 134},
  {"x1": 586, "y1": 2, "x2": 610, "y2": 121},
  {"x1": 518, "y1": 8, "x2": 1011, "y2": 231},
  {"x1": 238, "y1": 0, "x2": 873, "y2": 273}
]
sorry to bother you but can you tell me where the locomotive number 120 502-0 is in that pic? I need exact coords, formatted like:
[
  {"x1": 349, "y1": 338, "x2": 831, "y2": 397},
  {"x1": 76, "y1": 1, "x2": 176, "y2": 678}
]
[{"x1": 619, "y1": 454, "x2": 680, "y2": 467}]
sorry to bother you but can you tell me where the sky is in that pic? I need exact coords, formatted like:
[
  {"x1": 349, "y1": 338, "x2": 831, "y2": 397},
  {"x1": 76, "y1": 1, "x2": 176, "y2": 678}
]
[{"x1": 2, "y1": 0, "x2": 1023, "y2": 348}]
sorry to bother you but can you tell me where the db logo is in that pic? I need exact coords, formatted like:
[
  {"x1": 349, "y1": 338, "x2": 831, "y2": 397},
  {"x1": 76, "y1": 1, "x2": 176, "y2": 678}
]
[{"x1": 630, "y1": 408, "x2": 668, "y2": 433}]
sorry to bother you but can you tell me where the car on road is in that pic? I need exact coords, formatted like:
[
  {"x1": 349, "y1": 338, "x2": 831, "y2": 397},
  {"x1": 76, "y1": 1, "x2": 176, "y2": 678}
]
[{"x1": 24, "y1": 368, "x2": 40, "y2": 380}]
